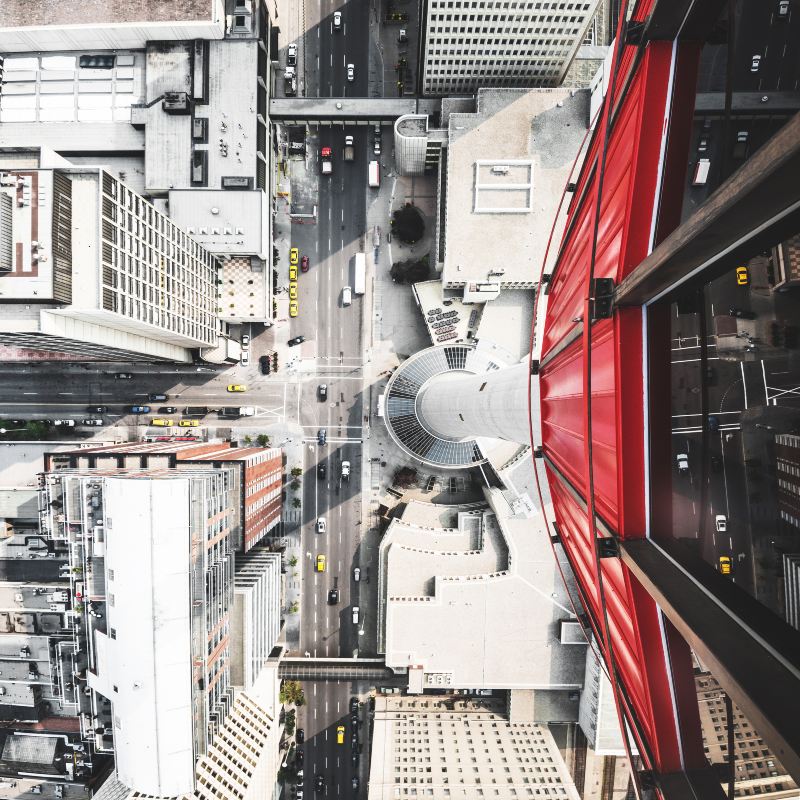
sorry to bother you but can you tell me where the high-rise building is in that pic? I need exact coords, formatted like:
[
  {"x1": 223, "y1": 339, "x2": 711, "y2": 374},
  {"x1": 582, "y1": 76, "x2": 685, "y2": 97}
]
[
  {"x1": 419, "y1": 0, "x2": 601, "y2": 96},
  {"x1": 0, "y1": 150, "x2": 223, "y2": 362},
  {"x1": 368, "y1": 694, "x2": 580, "y2": 799}
]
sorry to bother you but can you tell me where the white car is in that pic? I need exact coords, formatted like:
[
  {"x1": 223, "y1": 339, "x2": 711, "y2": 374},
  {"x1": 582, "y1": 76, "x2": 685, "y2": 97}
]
[
  {"x1": 333, "y1": 10, "x2": 342, "y2": 28},
  {"x1": 287, "y1": 43, "x2": 297, "y2": 66},
  {"x1": 241, "y1": 334, "x2": 250, "y2": 347},
  {"x1": 750, "y1": 54, "x2": 761, "y2": 72},
  {"x1": 53, "y1": 419, "x2": 75, "y2": 427},
  {"x1": 715, "y1": 514, "x2": 727, "y2": 532},
  {"x1": 341, "y1": 460, "x2": 351, "y2": 479},
  {"x1": 676, "y1": 453, "x2": 689, "y2": 473},
  {"x1": 241, "y1": 349, "x2": 250, "y2": 366},
  {"x1": 316, "y1": 517, "x2": 326, "y2": 534},
  {"x1": 347, "y1": 63, "x2": 354, "y2": 82},
  {"x1": 353, "y1": 567, "x2": 360, "y2": 582},
  {"x1": 352, "y1": 606, "x2": 360, "y2": 624}
]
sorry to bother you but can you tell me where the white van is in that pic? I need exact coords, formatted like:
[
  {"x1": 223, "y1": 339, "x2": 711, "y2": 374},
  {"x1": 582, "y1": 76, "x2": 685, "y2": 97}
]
[
  {"x1": 352, "y1": 606, "x2": 360, "y2": 624},
  {"x1": 342, "y1": 286, "x2": 352, "y2": 306}
]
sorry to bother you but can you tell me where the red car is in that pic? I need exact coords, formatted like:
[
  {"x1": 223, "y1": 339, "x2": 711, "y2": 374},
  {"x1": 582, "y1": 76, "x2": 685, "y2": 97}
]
[{"x1": 301, "y1": 255, "x2": 310, "y2": 272}]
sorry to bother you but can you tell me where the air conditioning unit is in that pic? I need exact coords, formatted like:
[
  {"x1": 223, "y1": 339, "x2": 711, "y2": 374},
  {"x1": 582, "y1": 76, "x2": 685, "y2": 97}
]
[{"x1": 162, "y1": 92, "x2": 190, "y2": 115}]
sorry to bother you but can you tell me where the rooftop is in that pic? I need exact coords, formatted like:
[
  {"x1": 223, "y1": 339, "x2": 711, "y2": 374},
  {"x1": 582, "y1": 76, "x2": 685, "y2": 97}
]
[
  {"x1": 0, "y1": 0, "x2": 218, "y2": 27},
  {"x1": 442, "y1": 88, "x2": 588, "y2": 288}
]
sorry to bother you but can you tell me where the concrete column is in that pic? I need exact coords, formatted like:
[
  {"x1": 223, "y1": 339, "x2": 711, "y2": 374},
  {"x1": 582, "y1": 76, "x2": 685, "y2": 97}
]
[{"x1": 416, "y1": 361, "x2": 530, "y2": 445}]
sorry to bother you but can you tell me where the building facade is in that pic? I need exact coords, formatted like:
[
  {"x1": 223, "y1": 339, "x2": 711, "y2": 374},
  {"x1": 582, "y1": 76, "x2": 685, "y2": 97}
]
[
  {"x1": 419, "y1": 0, "x2": 600, "y2": 95},
  {"x1": 0, "y1": 154, "x2": 222, "y2": 362}
]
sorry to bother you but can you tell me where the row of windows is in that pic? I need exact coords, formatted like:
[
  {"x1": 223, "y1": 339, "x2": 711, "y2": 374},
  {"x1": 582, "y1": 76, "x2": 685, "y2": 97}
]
[
  {"x1": 429, "y1": 1, "x2": 593, "y2": 9},
  {"x1": 428, "y1": 26, "x2": 581, "y2": 36}
]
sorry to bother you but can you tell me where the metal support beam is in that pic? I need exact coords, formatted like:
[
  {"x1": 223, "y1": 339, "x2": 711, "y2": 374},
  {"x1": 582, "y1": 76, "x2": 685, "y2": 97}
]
[
  {"x1": 616, "y1": 111, "x2": 800, "y2": 307},
  {"x1": 621, "y1": 537, "x2": 800, "y2": 784}
]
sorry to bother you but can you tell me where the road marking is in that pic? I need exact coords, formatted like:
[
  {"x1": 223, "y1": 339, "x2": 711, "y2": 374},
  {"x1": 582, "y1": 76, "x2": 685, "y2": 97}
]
[
  {"x1": 23, "y1": 392, "x2": 37, "y2": 395},
  {"x1": 314, "y1": 684, "x2": 317, "y2": 696},
  {"x1": 741, "y1": 361, "x2": 748, "y2": 409},
  {"x1": 337, "y1": 700, "x2": 340, "y2": 712}
]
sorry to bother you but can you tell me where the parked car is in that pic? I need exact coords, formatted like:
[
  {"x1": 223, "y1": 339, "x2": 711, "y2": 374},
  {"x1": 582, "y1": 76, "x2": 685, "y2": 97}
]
[
  {"x1": 290, "y1": 248, "x2": 299, "y2": 265},
  {"x1": 86, "y1": 406, "x2": 108, "y2": 413},
  {"x1": 290, "y1": 300, "x2": 299, "y2": 317},
  {"x1": 151, "y1": 418, "x2": 174, "y2": 427},
  {"x1": 296, "y1": 728, "x2": 305, "y2": 744},
  {"x1": 149, "y1": 393, "x2": 167, "y2": 402},
  {"x1": 82, "y1": 419, "x2": 103, "y2": 426},
  {"x1": 316, "y1": 517, "x2": 327, "y2": 534},
  {"x1": 53, "y1": 419, "x2": 75, "y2": 427},
  {"x1": 289, "y1": 336, "x2": 306, "y2": 346},
  {"x1": 350, "y1": 697, "x2": 359, "y2": 713},
  {"x1": 241, "y1": 334, "x2": 250, "y2": 347},
  {"x1": 352, "y1": 777, "x2": 359, "y2": 791},
  {"x1": 241, "y1": 349, "x2": 250, "y2": 366},
  {"x1": 329, "y1": 588, "x2": 340, "y2": 605},
  {"x1": 129, "y1": 406, "x2": 151, "y2": 414},
  {"x1": 115, "y1": 372, "x2": 133, "y2": 379},
  {"x1": 287, "y1": 43, "x2": 297, "y2": 66},
  {"x1": 179, "y1": 419, "x2": 200, "y2": 427}
]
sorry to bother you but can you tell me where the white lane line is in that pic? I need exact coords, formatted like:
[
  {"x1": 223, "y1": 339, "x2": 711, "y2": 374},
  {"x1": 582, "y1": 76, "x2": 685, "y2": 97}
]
[
  {"x1": 761, "y1": 360, "x2": 770, "y2": 404},
  {"x1": 314, "y1": 684, "x2": 317, "y2": 696},
  {"x1": 341, "y1": 208, "x2": 344, "y2": 221},
  {"x1": 23, "y1": 392, "x2": 37, "y2": 395},
  {"x1": 314, "y1": 707, "x2": 318, "y2": 719},
  {"x1": 741, "y1": 361, "x2": 748, "y2": 409},
  {"x1": 337, "y1": 700, "x2": 341, "y2": 713},
  {"x1": 330, "y1": 54, "x2": 333, "y2": 66},
  {"x1": 325, "y1": 701, "x2": 329, "y2": 714},
  {"x1": 58, "y1": 392, "x2": 74, "y2": 395}
]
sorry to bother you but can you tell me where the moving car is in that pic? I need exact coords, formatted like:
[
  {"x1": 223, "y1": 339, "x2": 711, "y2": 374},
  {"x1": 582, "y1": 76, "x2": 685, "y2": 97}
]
[
  {"x1": 352, "y1": 777, "x2": 359, "y2": 791},
  {"x1": 316, "y1": 554, "x2": 326, "y2": 573},
  {"x1": 353, "y1": 567, "x2": 360, "y2": 582},
  {"x1": 159, "y1": 406, "x2": 177, "y2": 414},
  {"x1": 301, "y1": 255, "x2": 310, "y2": 272},
  {"x1": 318, "y1": 384, "x2": 328, "y2": 400},
  {"x1": 314, "y1": 775, "x2": 325, "y2": 793},
  {"x1": 287, "y1": 43, "x2": 297, "y2": 66},
  {"x1": 750, "y1": 54, "x2": 761, "y2": 72},
  {"x1": 708, "y1": 415, "x2": 720, "y2": 431},
  {"x1": 719, "y1": 555, "x2": 732, "y2": 575},
  {"x1": 350, "y1": 697, "x2": 359, "y2": 713},
  {"x1": 336, "y1": 725, "x2": 345, "y2": 744},
  {"x1": 129, "y1": 405, "x2": 151, "y2": 414},
  {"x1": 318, "y1": 463, "x2": 327, "y2": 479},
  {"x1": 149, "y1": 393, "x2": 168, "y2": 402},
  {"x1": 297, "y1": 728, "x2": 305, "y2": 744},
  {"x1": 352, "y1": 606, "x2": 359, "y2": 624},
  {"x1": 778, "y1": 0, "x2": 790, "y2": 15},
  {"x1": 53, "y1": 419, "x2": 75, "y2": 427},
  {"x1": 82, "y1": 418, "x2": 103, "y2": 426},
  {"x1": 318, "y1": 428, "x2": 327, "y2": 445},
  {"x1": 316, "y1": 517, "x2": 327, "y2": 534},
  {"x1": 347, "y1": 63, "x2": 354, "y2": 82},
  {"x1": 342, "y1": 286, "x2": 352, "y2": 306},
  {"x1": 715, "y1": 514, "x2": 727, "y2": 532},
  {"x1": 289, "y1": 282, "x2": 298, "y2": 300},
  {"x1": 329, "y1": 588, "x2": 340, "y2": 605},
  {"x1": 179, "y1": 419, "x2": 200, "y2": 427},
  {"x1": 151, "y1": 418, "x2": 174, "y2": 427},
  {"x1": 86, "y1": 406, "x2": 108, "y2": 413},
  {"x1": 736, "y1": 265, "x2": 750, "y2": 285},
  {"x1": 289, "y1": 335, "x2": 306, "y2": 346},
  {"x1": 290, "y1": 300, "x2": 299, "y2": 317},
  {"x1": 341, "y1": 460, "x2": 351, "y2": 479},
  {"x1": 373, "y1": 140, "x2": 381, "y2": 156},
  {"x1": 676, "y1": 453, "x2": 689, "y2": 473},
  {"x1": 227, "y1": 384, "x2": 247, "y2": 392},
  {"x1": 333, "y1": 10, "x2": 342, "y2": 28},
  {"x1": 115, "y1": 372, "x2": 133, "y2": 379},
  {"x1": 290, "y1": 248, "x2": 299, "y2": 265}
]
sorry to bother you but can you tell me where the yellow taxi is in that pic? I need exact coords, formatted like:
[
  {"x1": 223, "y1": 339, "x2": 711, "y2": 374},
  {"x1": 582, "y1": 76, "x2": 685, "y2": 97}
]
[
  {"x1": 151, "y1": 418, "x2": 174, "y2": 427},
  {"x1": 316, "y1": 554, "x2": 326, "y2": 573},
  {"x1": 290, "y1": 300, "x2": 299, "y2": 318},
  {"x1": 336, "y1": 725, "x2": 345, "y2": 744},
  {"x1": 179, "y1": 419, "x2": 200, "y2": 427},
  {"x1": 289, "y1": 265, "x2": 298, "y2": 281},
  {"x1": 718, "y1": 556, "x2": 732, "y2": 575},
  {"x1": 290, "y1": 248, "x2": 299, "y2": 266},
  {"x1": 736, "y1": 265, "x2": 749, "y2": 286},
  {"x1": 227, "y1": 384, "x2": 247, "y2": 393},
  {"x1": 289, "y1": 281, "x2": 298, "y2": 300}
]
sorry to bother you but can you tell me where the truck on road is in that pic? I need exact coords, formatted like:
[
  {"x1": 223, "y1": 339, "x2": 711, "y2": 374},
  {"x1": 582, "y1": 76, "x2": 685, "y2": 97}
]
[
  {"x1": 219, "y1": 407, "x2": 255, "y2": 418},
  {"x1": 368, "y1": 160, "x2": 380, "y2": 188},
  {"x1": 354, "y1": 252, "x2": 366, "y2": 295},
  {"x1": 321, "y1": 146, "x2": 333, "y2": 175},
  {"x1": 344, "y1": 135, "x2": 354, "y2": 161},
  {"x1": 284, "y1": 67, "x2": 296, "y2": 96}
]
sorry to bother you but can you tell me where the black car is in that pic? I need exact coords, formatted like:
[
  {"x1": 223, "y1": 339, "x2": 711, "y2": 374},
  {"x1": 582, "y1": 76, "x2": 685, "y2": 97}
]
[
  {"x1": 328, "y1": 588, "x2": 340, "y2": 605},
  {"x1": 314, "y1": 774, "x2": 325, "y2": 793},
  {"x1": 318, "y1": 384, "x2": 327, "y2": 400},
  {"x1": 708, "y1": 415, "x2": 720, "y2": 431},
  {"x1": 289, "y1": 336, "x2": 306, "y2": 347},
  {"x1": 149, "y1": 393, "x2": 168, "y2": 402},
  {"x1": 351, "y1": 710, "x2": 359, "y2": 726},
  {"x1": 296, "y1": 749, "x2": 304, "y2": 767},
  {"x1": 352, "y1": 777, "x2": 359, "y2": 791},
  {"x1": 317, "y1": 428, "x2": 327, "y2": 445},
  {"x1": 86, "y1": 406, "x2": 108, "y2": 413},
  {"x1": 351, "y1": 732, "x2": 358, "y2": 749},
  {"x1": 318, "y1": 463, "x2": 327, "y2": 479},
  {"x1": 159, "y1": 406, "x2": 178, "y2": 414},
  {"x1": 350, "y1": 697, "x2": 359, "y2": 714},
  {"x1": 115, "y1": 372, "x2": 133, "y2": 379},
  {"x1": 297, "y1": 728, "x2": 305, "y2": 744},
  {"x1": 351, "y1": 752, "x2": 359, "y2": 768},
  {"x1": 729, "y1": 307, "x2": 757, "y2": 319}
]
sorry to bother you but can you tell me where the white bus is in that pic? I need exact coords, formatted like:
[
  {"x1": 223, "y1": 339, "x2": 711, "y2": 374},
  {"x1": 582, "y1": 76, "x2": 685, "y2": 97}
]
[
  {"x1": 368, "y1": 160, "x2": 380, "y2": 188},
  {"x1": 354, "y1": 252, "x2": 366, "y2": 295},
  {"x1": 692, "y1": 158, "x2": 711, "y2": 186}
]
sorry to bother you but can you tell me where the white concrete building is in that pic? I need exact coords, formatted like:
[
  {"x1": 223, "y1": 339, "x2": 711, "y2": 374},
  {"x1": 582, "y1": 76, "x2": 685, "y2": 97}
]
[
  {"x1": 0, "y1": 149, "x2": 223, "y2": 361},
  {"x1": 420, "y1": 0, "x2": 600, "y2": 95},
  {"x1": 368, "y1": 694, "x2": 580, "y2": 800}
]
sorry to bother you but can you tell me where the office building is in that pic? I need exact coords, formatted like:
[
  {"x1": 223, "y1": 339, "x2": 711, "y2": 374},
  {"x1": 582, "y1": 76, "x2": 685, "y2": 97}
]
[
  {"x1": 0, "y1": 150, "x2": 223, "y2": 362},
  {"x1": 420, "y1": 0, "x2": 601, "y2": 95},
  {"x1": 46, "y1": 440, "x2": 284, "y2": 552},
  {"x1": 368, "y1": 694, "x2": 580, "y2": 799},
  {"x1": 0, "y1": 0, "x2": 276, "y2": 326}
]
